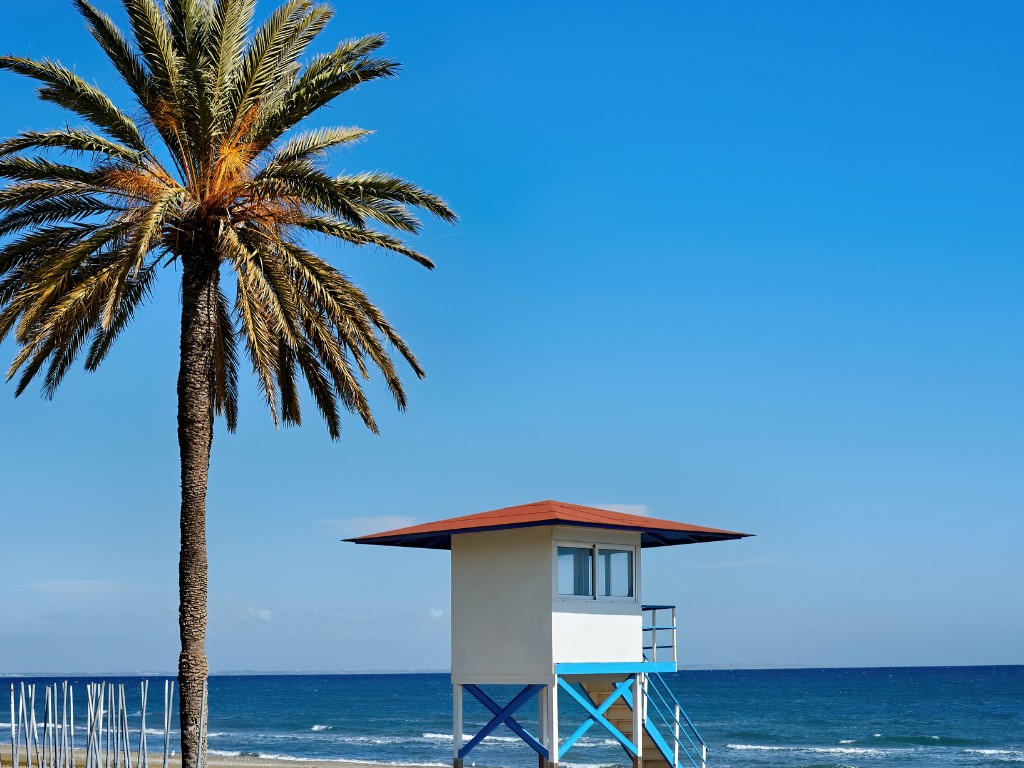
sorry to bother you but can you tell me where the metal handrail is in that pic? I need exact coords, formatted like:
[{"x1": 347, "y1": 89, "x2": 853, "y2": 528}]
[
  {"x1": 638, "y1": 604, "x2": 708, "y2": 768},
  {"x1": 641, "y1": 604, "x2": 677, "y2": 664},
  {"x1": 644, "y1": 673, "x2": 707, "y2": 760}
]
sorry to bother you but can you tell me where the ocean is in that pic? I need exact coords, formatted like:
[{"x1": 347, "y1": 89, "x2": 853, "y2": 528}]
[{"x1": 3, "y1": 667, "x2": 1022, "y2": 768}]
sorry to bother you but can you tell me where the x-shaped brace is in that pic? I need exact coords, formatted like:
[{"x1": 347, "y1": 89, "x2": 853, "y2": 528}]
[
  {"x1": 459, "y1": 683, "x2": 547, "y2": 759},
  {"x1": 557, "y1": 676, "x2": 639, "y2": 759}
]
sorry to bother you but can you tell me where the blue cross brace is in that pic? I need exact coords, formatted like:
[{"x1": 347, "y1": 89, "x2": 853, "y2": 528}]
[
  {"x1": 458, "y1": 684, "x2": 548, "y2": 760},
  {"x1": 556, "y1": 677, "x2": 639, "y2": 760}
]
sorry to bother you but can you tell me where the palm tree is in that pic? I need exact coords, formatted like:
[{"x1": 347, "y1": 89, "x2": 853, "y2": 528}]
[{"x1": 0, "y1": 1, "x2": 455, "y2": 765}]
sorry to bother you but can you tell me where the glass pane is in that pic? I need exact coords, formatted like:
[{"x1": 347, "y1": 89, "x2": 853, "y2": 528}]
[
  {"x1": 598, "y1": 548, "x2": 634, "y2": 597},
  {"x1": 557, "y1": 546, "x2": 593, "y2": 596}
]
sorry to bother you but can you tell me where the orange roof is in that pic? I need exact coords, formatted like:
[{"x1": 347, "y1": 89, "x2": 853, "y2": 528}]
[{"x1": 345, "y1": 499, "x2": 752, "y2": 550}]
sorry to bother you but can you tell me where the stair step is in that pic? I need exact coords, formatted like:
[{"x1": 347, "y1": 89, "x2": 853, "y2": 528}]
[{"x1": 578, "y1": 680, "x2": 687, "y2": 768}]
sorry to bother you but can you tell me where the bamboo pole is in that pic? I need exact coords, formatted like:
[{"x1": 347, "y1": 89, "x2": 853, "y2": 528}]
[
  {"x1": 61, "y1": 684, "x2": 67, "y2": 768},
  {"x1": 29, "y1": 685, "x2": 40, "y2": 768},
  {"x1": 20, "y1": 684, "x2": 30, "y2": 768},
  {"x1": 105, "y1": 685, "x2": 111, "y2": 768},
  {"x1": 121, "y1": 685, "x2": 131, "y2": 768},
  {"x1": 10, "y1": 684, "x2": 17, "y2": 768},
  {"x1": 161, "y1": 683, "x2": 173, "y2": 768},
  {"x1": 69, "y1": 686, "x2": 74, "y2": 768},
  {"x1": 137, "y1": 681, "x2": 147, "y2": 768},
  {"x1": 85, "y1": 687, "x2": 92, "y2": 768},
  {"x1": 41, "y1": 688, "x2": 49, "y2": 768}
]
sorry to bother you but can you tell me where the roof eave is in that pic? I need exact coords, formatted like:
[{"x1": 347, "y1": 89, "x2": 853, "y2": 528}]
[{"x1": 346, "y1": 519, "x2": 752, "y2": 550}]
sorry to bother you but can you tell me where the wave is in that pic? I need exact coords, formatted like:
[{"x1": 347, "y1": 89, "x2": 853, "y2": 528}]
[
  {"x1": 726, "y1": 743, "x2": 896, "y2": 757},
  {"x1": 419, "y1": 732, "x2": 613, "y2": 750},
  {"x1": 877, "y1": 734, "x2": 982, "y2": 747},
  {"x1": 422, "y1": 732, "x2": 521, "y2": 744},
  {"x1": 965, "y1": 749, "x2": 1024, "y2": 762},
  {"x1": 311, "y1": 725, "x2": 333, "y2": 732}
]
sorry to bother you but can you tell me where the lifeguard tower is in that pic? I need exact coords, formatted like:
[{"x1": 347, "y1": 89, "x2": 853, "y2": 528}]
[{"x1": 347, "y1": 500, "x2": 750, "y2": 768}]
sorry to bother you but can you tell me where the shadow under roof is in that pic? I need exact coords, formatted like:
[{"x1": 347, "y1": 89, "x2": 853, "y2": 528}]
[{"x1": 344, "y1": 499, "x2": 752, "y2": 550}]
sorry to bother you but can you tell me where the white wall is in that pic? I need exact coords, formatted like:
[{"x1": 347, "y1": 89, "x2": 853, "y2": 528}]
[{"x1": 550, "y1": 526, "x2": 643, "y2": 664}]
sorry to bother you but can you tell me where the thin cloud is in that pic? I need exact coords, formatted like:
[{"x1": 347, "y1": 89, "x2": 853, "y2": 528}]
[
  {"x1": 232, "y1": 607, "x2": 272, "y2": 622},
  {"x1": 429, "y1": 608, "x2": 445, "y2": 620}
]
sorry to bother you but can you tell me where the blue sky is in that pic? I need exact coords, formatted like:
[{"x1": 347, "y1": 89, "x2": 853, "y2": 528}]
[{"x1": 0, "y1": 0, "x2": 1021, "y2": 673}]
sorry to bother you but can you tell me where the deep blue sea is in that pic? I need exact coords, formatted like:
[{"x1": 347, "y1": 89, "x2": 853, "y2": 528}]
[{"x1": 3, "y1": 667, "x2": 1022, "y2": 768}]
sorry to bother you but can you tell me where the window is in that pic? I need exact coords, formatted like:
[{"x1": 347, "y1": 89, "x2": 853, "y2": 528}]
[
  {"x1": 598, "y1": 548, "x2": 634, "y2": 597},
  {"x1": 557, "y1": 546, "x2": 594, "y2": 596},
  {"x1": 556, "y1": 542, "x2": 637, "y2": 601}
]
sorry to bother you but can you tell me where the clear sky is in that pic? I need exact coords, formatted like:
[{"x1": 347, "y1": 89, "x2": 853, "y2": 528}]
[{"x1": 0, "y1": 0, "x2": 1021, "y2": 673}]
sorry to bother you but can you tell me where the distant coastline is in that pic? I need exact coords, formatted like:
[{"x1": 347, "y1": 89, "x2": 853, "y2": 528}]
[{"x1": 3, "y1": 663, "x2": 1021, "y2": 677}]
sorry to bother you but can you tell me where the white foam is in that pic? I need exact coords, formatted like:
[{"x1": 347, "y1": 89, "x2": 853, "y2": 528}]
[
  {"x1": 422, "y1": 732, "x2": 519, "y2": 744},
  {"x1": 310, "y1": 725, "x2": 332, "y2": 732},
  {"x1": 839, "y1": 739, "x2": 855, "y2": 744},
  {"x1": 726, "y1": 743, "x2": 889, "y2": 756}
]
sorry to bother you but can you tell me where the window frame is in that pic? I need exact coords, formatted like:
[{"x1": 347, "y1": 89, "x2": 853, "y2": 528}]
[{"x1": 554, "y1": 540, "x2": 639, "y2": 603}]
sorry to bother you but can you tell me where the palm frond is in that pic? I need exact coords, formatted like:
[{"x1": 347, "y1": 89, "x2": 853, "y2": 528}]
[
  {"x1": 0, "y1": 56, "x2": 146, "y2": 150},
  {"x1": 255, "y1": 36, "x2": 397, "y2": 139},
  {"x1": 73, "y1": 0, "x2": 153, "y2": 107},
  {"x1": 0, "y1": 195, "x2": 121, "y2": 238},
  {"x1": 212, "y1": 284, "x2": 239, "y2": 430},
  {"x1": 264, "y1": 126, "x2": 370, "y2": 166},
  {"x1": 294, "y1": 216, "x2": 434, "y2": 268},
  {"x1": 121, "y1": 0, "x2": 181, "y2": 97},
  {"x1": 225, "y1": 0, "x2": 310, "y2": 134},
  {"x1": 0, "y1": 129, "x2": 143, "y2": 163}
]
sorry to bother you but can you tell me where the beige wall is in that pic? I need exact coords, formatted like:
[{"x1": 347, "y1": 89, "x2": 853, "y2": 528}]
[{"x1": 451, "y1": 526, "x2": 554, "y2": 681}]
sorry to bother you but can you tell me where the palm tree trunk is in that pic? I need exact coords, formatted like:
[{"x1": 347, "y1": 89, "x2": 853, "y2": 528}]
[{"x1": 177, "y1": 252, "x2": 220, "y2": 768}]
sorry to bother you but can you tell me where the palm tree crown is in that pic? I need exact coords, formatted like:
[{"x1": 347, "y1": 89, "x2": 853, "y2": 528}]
[{"x1": 0, "y1": 0, "x2": 455, "y2": 433}]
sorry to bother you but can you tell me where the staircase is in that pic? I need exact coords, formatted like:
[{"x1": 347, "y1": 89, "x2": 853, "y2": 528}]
[{"x1": 578, "y1": 674, "x2": 708, "y2": 768}]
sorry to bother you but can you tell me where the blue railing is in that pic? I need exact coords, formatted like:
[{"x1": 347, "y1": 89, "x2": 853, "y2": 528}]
[{"x1": 639, "y1": 605, "x2": 708, "y2": 768}]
